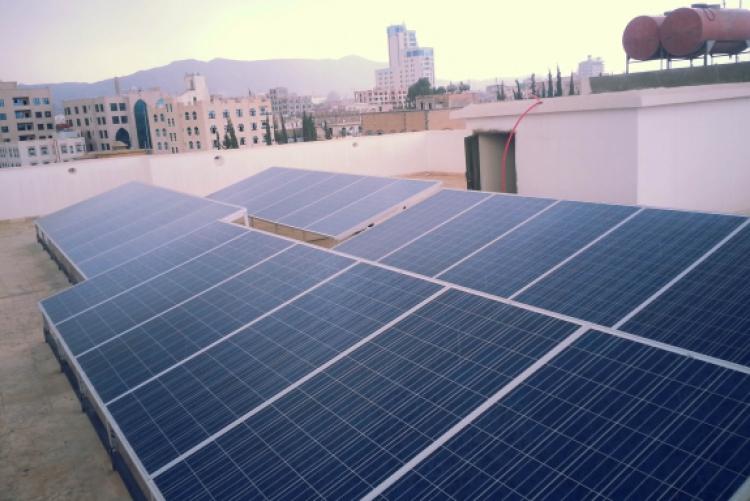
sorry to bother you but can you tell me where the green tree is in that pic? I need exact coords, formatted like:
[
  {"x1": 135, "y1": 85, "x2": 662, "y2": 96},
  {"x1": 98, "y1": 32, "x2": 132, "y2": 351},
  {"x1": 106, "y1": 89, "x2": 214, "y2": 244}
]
[
  {"x1": 224, "y1": 118, "x2": 239, "y2": 149},
  {"x1": 556, "y1": 66, "x2": 564, "y2": 97},
  {"x1": 497, "y1": 82, "x2": 507, "y2": 101},
  {"x1": 407, "y1": 77, "x2": 433, "y2": 103},
  {"x1": 530, "y1": 73, "x2": 537, "y2": 97},
  {"x1": 547, "y1": 70, "x2": 554, "y2": 98},
  {"x1": 215, "y1": 130, "x2": 222, "y2": 150},
  {"x1": 323, "y1": 120, "x2": 332, "y2": 140},
  {"x1": 541, "y1": 82, "x2": 547, "y2": 99},
  {"x1": 569, "y1": 71, "x2": 575, "y2": 96},
  {"x1": 514, "y1": 79, "x2": 523, "y2": 100},
  {"x1": 279, "y1": 115, "x2": 289, "y2": 144},
  {"x1": 435, "y1": 86, "x2": 446, "y2": 95},
  {"x1": 263, "y1": 118, "x2": 272, "y2": 145}
]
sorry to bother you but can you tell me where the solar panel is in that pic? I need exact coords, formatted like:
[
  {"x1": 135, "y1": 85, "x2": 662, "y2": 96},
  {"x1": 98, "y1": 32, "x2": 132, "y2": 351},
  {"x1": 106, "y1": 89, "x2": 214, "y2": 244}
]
[
  {"x1": 335, "y1": 189, "x2": 492, "y2": 261},
  {"x1": 36, "y1": 182, "x2": 245, "y2": 279},
  {"x1": 38, "y1": 180, "x2": 750, "y2": 501},
  {"x1": 439, "y1": 201, "x2": 639, "y2": 297},
  {"x1": 40, "y1": 222, "x2": 249, "y2": 324},
  {"x1": 621, "y1": 222, "x2": 750, "y2": 366},
  {"x1": 151, "y1": 289, "x2": 581, "y2": 500},
  {"x1": 376, "y1": 330, "x2": 750, "y2": 501},
  {"x1": 208, "y1": 167, "x2": 441, "y2": 241},
  {"x1": 379, "y1": 194, "x2": 555, "y2": 277},
  {"x1": 514, "y1": 209, "x2": 746, "y2": 327}
]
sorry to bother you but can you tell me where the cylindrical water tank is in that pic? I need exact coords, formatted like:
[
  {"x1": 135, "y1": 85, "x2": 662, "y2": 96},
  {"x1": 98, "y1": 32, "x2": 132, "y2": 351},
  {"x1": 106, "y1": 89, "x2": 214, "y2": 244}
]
[
  {"x1": 661, "y1": 7, "x2": 750, "y2": 57},
  {"x1": 623, "y1": 16, "x2": 666, "y2": 60}
]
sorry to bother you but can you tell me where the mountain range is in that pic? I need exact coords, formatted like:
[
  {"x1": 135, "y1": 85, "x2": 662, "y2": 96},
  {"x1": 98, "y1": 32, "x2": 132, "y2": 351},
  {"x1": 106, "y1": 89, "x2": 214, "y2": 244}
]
[{"x1": 16, "y1": 56, "x2": 514, "y2": 114}]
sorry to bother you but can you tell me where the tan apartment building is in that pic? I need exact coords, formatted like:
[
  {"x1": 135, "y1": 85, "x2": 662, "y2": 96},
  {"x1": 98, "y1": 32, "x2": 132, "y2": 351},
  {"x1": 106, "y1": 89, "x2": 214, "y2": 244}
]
[
  {"x1": 148, "y1": 75, "x2": 274, "y2": 154},
  {"x1": 414, "y1": 92, "x2": 481, "y2": 110},
  {"x1": 63, "y1": 87, "x2": 167, "y2": 152},
  {"x1": 0, "y1": 82, "x2": 56, "y2": 143},
  {"x1": 354, "y1": 88, "x2": 408, "y2": 110},
  {"x1": 361, "y1": 108, "x2": 465, "y2": 135},
  {"x1": 269, "y1": 87, "x2": 313, "y2": 117}
]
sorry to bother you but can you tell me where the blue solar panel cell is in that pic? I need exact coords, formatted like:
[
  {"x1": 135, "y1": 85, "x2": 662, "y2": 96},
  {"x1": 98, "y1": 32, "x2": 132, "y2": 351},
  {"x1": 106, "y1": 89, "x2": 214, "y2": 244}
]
[
  {"x1": 208, "y1": 166, "x2": 296, "y2": 201},
  {"x1": 307, "y1": 179, "x2": 440, "y2": 238},
  {"x1": 55, "y1": 232, "x2": 294, "y2": 356},
  {"x1": 515, "y1": 209, "x2": 745, "y2": 326},
  {"x1": 152, "y1": 289, "x2": 580, "y2": 500},
  {"x1": 41, "y1": 223, "x2": 248, "y2": 324},
  {"x1": 439, "y1": 201, "x2": 639, "y2": 297},
  {"x1": 237, "y1": 171, "x2": 336, "y2": 213},
  {"x1": 380, "y1": 195, "x2": 555, "y2": 277},
  {"x1": 335, "y1": 190, "x2": 492, "y2": 261},
  {"x1": 278, "y1": 177, "x2": 396, "y2": 230},
  {"x1": 254, "y1": 173, "x2": 364, "y2": 221},
  {"x1": 622, "y1": 223, "x2": 750, "y2": 366},
  {"x1": 381, "y1": 330, "x2": 750, "y2": 501},
  {"x1": 108, "y1": 264, "x2": 441, "y2": 474}
]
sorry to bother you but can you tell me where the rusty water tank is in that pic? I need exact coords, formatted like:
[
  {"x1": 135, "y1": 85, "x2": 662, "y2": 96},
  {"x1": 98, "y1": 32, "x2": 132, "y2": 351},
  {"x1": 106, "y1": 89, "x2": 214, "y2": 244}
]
[
  {"x1": 661, "y1": 7, "x2": 750, "y2": 57},
  {"x1": 623, "y1": 16, "x2": 666, "y2": 60}
]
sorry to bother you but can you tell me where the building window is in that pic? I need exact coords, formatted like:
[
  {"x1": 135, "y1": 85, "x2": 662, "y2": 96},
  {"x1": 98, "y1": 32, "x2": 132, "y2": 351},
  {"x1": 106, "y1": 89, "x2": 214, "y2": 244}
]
[
  {"x1": 162, "y1": 128, "x2": 166, "y2": 136},
  {"x1": 155, "y1": 129, "x2": 160, "y2": 137},
  {"x1": 61, "y1": 145, "x2": 68, "y2": 154},
  {"x1": 253, "y1": 136, "x2": 258, "y2": 144},
  {"x1": 210, "y1": 125, "x2": 217, "y2": 134},
  {"x1": 45, "y1": 111, "x2": 52, "y2": 118},
  {"x1": 251, "y1": 123, "x2": 257, "y2": 131},
  {"x1": 119, "y1": 103, "x2": 126, "y2": 111},
  {"x1": 85, "y1": 118, "x2": 89, "y2": 126},
  {"x1": 37, "y1": 124, "x2": 44, "y2": 131},
  {"x1": 223, "y1": 110, "x2": 229, "y2": 118},
  {"x1": 196, "y1": 141, "x2": 201, "y2": 149},
  {"x1": 28, "y1": 147, "x2": 36, "y2": 156},
  {"x1": 41, "y1": 146, "x2": 49, "y2": 155},
  {"x1": 110, "y1": 103, "x2": 117, "y2": 112},
  {"x1": 74, "y1": 106, "x2": 79, "y2": 114},
  {"x1": 185, "y1": 112, "x2": 190, "y2": 120},
  {"x1": 208, "y1": 110, "x2": 215, "y2": 119},
  {"x1": 240, "y1": 137, "x2": 246, "y2": 145},
  {"x1": 187, "y1": 128, "x2": 192, "y2": 136},
  {"x1": 189, "y1": 141, "x2": 194, "y2": 149},
  {"x1": 194, "y1": 127, "x2": 199, "y2": 135},
  {"x1": 113, "y1": 116, "x2": 120, "y2": 124},
  {"x1": 160, "y1": 114, "x2": 165, "y2": 122},
  {"x1": 236, "y1": 109, "x2": 243, "y2": 117},
  {"x1": 35, "y1": 111, "x2": 42, "y2": 118},
  {"x1": 238, "y1": 124, "x2": 244, "y2": 132},
  {"x1": 0, "y1": 114, "x2": 5, "y2": 120},
  {"x1": 157, "y1": 142, "x2": 162, "y2": 150},
  {"x1": 192, "y1": 111, "x2": 197, "y2": 120},
  {"x1": 250, "y1": 108, "x2": 256, "y2": 116},
  {"x1": 153, "y1": 114, "x2": 158, "y2": 122},
  {"x1": 102, "y1": 117, "x2": 107, "y2": 125},
  {"x1": 0, "y1": 100, "x2": 5, "y2": 107},
  {"x1": 76, "y1": 119, "x2": 81, "y2": 126},
  {"x1": 121, "y1": 116, "x2": 128, "y2": 124},
  {"x1": 76, "y1": 145, "x2": 82, "y2": 152},
  {"x1": 46, "y1": 123, "x2": 53, "y2": 130},
  {"x1": 34, "y1": 98, "x2": 41, "y2": 106}
]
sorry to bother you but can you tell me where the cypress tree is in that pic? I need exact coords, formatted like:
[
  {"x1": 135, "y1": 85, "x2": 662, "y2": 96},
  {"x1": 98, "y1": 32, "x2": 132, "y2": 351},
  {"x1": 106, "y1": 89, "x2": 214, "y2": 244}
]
[
  {"x1": 514, "y1": 80, "x2": 522, "y2": 100},
  {"x1": 497, "y1": 82, "x2": 507, "y2": 101},
  {"x1": 263, "y1": 119, "x2": 272, "y2": 145},
  {"x1": 556, "y1": 66, "x2": 564, "y2": 97},
  {"x1": 226, "y1": 118, "x2": 239, "y2": 148},
  {"x1": 280, "y1": 115, "x2": 288, "y2": 144},
  {"x1": 541, "y1": 82, "x2": 546, "y2": 99},
  {"x1": 547, "y1": 70, "x2": 554, "y2": 98},
  {"x1": 215, "y1": 131, "x2": 222, "y2": 149},
  {"x1": 569, "y1": 72, "x2": 576, "y2": 96},
  {"x1": 530, "y1": 74, "x2": 537, "y2": 97}
]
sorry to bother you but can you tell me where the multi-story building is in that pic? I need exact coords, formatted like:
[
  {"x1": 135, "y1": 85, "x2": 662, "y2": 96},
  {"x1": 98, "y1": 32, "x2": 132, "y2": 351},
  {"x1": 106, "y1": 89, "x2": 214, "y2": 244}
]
[
  {"x1": 361, "y1": 109, "x2": 465, "y2": 135},
  {"x1": 0, "y1": 130, "x2": 85, "y2": 168},
  {"x1": 269, "y1": 87, "x2": 313, "y2": 117},
  {"x1": 148, "y1": 75, "x2": 274, "y2": 154},
  {"x1": 375, "y1": 24, "x2": 435, "y2": 89},
  {"x1": 63, "y1": 87, "x2": 167, "y2": 152},
  {"x1": 578, "y1": 56, "x2": 605, "y2": 79},
  {"x1": 0, "y1": 82, "x2": 56, "y2": 143},
  {"x1": 354, "y1": 88, "x2": 408, "y2": 110},
  {"x1": 414, "y1": 92, "x2": 480, "y2": 110}
]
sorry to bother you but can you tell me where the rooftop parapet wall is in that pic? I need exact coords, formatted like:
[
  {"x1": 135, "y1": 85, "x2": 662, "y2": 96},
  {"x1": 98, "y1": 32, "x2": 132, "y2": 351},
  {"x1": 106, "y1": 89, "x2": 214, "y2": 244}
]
[{"x1": 0, "y1": 130, "x2": 470, "y2": 221}]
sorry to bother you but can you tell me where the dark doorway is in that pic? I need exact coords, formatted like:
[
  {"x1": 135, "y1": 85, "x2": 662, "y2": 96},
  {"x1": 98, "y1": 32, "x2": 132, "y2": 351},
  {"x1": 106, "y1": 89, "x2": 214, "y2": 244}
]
[
  {"x1": 115, "y1": 128, "x2": 131, "y2": 149},
  {"x1": 463, "y1": 132, "x2": 517, "y2": 193},
  {"x1": 133, "y1": 100, "x2": 152, "y2": 150}
]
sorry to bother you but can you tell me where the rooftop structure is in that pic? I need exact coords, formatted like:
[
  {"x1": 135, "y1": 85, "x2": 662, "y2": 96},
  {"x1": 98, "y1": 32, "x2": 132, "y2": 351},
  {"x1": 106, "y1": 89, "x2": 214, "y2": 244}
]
[
  {"x1": 0, "y1": 134, "x2": 85, "y2": 168},
  {"x1": 268, "y1": 87, "x2": 313, "y2": 117}
]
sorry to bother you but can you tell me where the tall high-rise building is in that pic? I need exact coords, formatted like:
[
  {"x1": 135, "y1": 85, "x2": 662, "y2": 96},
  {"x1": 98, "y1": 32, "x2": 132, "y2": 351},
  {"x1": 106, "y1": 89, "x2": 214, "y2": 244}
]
[
  {"x1": 578, "y1": 55, "x2": 605, "y2": 79},
  {"x1": 375, "y1": 24, "x2": 435, "y2": 90}
]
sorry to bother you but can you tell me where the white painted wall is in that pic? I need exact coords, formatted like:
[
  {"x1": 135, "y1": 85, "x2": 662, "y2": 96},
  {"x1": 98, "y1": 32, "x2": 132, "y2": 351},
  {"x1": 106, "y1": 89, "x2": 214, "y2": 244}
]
[
  {"x1": 0, "y1": 130, "x2": 469, "y2": 221},
  {"x1": 455, "y1": 82, "x2": 750, "y2": 214}
]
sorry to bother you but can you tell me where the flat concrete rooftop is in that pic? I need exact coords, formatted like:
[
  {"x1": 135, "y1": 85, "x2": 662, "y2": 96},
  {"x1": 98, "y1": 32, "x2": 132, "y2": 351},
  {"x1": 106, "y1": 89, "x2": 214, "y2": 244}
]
[{"x1": 0, "y1": 220, "x2": 130, "y2": 501}]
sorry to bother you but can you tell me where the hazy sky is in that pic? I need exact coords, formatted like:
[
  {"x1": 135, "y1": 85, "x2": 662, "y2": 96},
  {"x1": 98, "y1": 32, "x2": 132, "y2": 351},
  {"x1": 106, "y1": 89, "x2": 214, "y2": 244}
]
[{"x1": 0, "y1": 0, "x2": 731, "y2": 84}]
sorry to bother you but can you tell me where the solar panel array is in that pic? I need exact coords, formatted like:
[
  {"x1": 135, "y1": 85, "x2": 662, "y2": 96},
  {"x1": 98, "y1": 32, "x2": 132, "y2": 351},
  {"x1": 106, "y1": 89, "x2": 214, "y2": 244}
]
[
  {"x1": 35, "y1": 182, "x2": 245, "y2": 278},
  {"x1": 39, "y1": 173, "x2": 750, "y2": 501},
  {"x1": 207, "y1": 167, "x2": 441, "y2": 241}
]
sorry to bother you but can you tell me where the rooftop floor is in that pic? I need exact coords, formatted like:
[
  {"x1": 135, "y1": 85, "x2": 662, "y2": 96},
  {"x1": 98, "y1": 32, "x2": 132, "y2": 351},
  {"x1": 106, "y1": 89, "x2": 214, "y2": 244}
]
[{"x1": 0, "y1": 220, "x2": 130, "y2": 501}]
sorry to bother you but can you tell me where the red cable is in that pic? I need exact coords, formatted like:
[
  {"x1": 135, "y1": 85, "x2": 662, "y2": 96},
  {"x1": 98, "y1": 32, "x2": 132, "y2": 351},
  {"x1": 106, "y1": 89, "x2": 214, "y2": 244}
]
[{"x1": 501, "y1": 94, "x2": 543, "y2": 193}]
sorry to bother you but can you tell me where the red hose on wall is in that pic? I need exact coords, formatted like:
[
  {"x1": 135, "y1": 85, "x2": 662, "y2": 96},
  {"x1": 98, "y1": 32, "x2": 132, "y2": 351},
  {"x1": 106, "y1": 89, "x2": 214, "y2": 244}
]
[{"x1": 501, "y1": 94, "x2": 543, "y2": 193}]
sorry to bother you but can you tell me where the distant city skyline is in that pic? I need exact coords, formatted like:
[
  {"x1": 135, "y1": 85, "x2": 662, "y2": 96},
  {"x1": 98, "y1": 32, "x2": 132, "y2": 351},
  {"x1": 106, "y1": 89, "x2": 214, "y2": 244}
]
[{"x1": 0, "y1": 0, "x2": 738, "y2": 85}]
